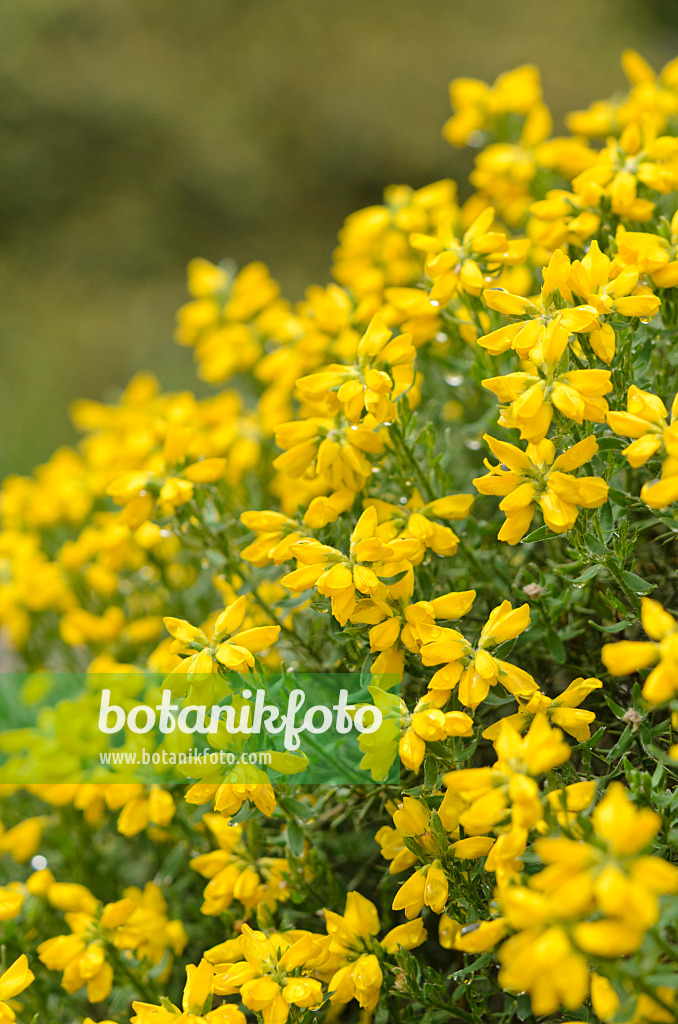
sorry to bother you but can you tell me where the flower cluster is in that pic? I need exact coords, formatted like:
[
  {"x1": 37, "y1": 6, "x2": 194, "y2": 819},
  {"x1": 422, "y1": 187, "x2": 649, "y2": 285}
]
[
  {"x1": 456, "y1": 785, "x2": 678, "y2": 1017},
  {"x1": 0, "y1": 47, "x2": 678, "y2": 1024}
]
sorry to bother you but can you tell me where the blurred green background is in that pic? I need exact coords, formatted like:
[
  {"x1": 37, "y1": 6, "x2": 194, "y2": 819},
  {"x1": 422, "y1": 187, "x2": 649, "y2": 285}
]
[{"x1": 2, "y1": 0, "x2": 678, "y2": 477}]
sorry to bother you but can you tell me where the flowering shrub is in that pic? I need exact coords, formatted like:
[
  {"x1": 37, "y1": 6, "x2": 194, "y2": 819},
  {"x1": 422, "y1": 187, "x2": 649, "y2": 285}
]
[{"x1": 2, "y1": 48, "x2": 678, "y2": 1024}]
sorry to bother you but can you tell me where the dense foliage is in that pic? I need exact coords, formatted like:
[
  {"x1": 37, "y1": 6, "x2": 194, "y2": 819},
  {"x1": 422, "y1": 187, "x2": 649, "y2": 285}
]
[{"x1": 2, "y1": 48, "x2": 678, "y2": 1024}]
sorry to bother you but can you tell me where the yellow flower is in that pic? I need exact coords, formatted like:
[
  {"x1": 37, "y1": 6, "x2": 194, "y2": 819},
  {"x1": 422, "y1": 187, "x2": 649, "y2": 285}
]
[
  {"x1": 463, "y1": 781, "x2": 677, "y2": 1018},
  {"x1": 106, "y1": 458, "x2": 226, "y2": 520},
  {"x1": 482, "y1": 676, "x2": 602, "y2": 743},
  {"x1": 190, "y1": 813, "x2": 289, "y2": 918},
  {"x1": 272, "y1": 417, "x2": 384, "y2": 492},
  {"x1": 483, "y1": 366, "x2": 612, "y2": 442},
  {"x1": 115, "y1": 785, "x2": 175, "y2": 838},
  {"x1": 479, "y1": 249, "x2": 601, "y2": 366},
  {"x1": 567, "y1": 50, "x2": 678, "y2": 139},
  {"x1": 607, "y1": 385, "x2": 676, "y2": 463},
  {"x1": 614, "y1": 216, "x2": 678, "y2": 289},
  {"x1": 569, "y1": 240, "x2": 660, "y2": 326},
  {"x1": 399, "y1": 699, "x2": 474, "y2": 772},
  {"x1": 39, "y1": 883, "x2": 185, "y2": 1004},
  {"x1": 0, "y1": 955, "x2": 34, "y2": 1023},
  {"x1": 591, "y1": 973, "x2": 675, "y2": 1024},
  {"x1": 364, "y1": 490, "x2": 474, "y2": 560},
  {"x1": 211, "y1": 924, "x2": 330, "y2": 1024},
  {"x1": 419, "y1": 599, "x2": 536, "y2": 710},
  {"x1": 392, "y1": 860, "x2": 449, "y2": 918},
  {"x1": 0, "y1": 887, "x2": 23, "y2": 921},
  {"x1": 493, "y1": 712, "x2": 571, "y2": 777},
  {"x1": 282, "y1": 506, "x2": 418, "y2": 627},
  {"x1": 442, "y1": 63, "x2": 597, "y2": 224},
  {"x1": 349, "y1": 585, "x2": 476, "y2": 691},
  {"x1": 0, "y1": 816, "x2": 47, "y2": 863},
  {"x1": 163, "y1": 596, "x2": 281, "y2": 689},
  {"x1": 444, "y1": 714, "x2": 570, "y2": 868},
  {"x1": 411, "y1": 206, "x2": 529, "y2": 305},
  {"x1": 186, "y1": 774, "x2": 277, "y2": 820},
  {"x1": 474, "y1": 434, "x2": 608, "y2": 544},
  {"x1": 455, "y1": 918, "x2": 508, "y2": 952},
  {"x1": 470, "y1": 128, "x2": 594, "y2": 228},
  {"x1": 531, "y1": 122, "x2": 678, "y2": 247},
  {"x1": 294, "y1": 314, "x2": 416, "y2": 426},
  {"x1": 498, "y1": 921, "x2": 589, "y2": 1016},
  {"x1": 607, "y1": 385, "x2": 678, "y2": 509},
  {"x1": 443, "y1": 64, "x2": 543, "y2": 147},
  {"x1": 375, "y1": 797, "x2": 430, "y2": 875},
  {"x1": 133, "y1": 959, "x2": 247, "y2": 1024},
  {"x1": 592, "y1": 781, "x2": 664, "y2": 856},
  {"x1": 175, "y1": 259, "x2": 281, "y2": 384},
  {"x1": 601, "y1": 597, "x2": 678, "y2": 703},
  {"x1": 332, "y1": 180, "x2": 457, "y2": 310},
  {"x1": 324, "y1": 891, "x2": 426, "y2": 1012}
]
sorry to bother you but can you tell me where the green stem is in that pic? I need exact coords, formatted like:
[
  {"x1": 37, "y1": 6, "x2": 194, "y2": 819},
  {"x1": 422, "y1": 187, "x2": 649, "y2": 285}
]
[
  {"x1": 246, "y1": 579, "x2": 321, "y2": 667},
  {"x1": 387, "y1": 420, "x2": 436, "y2": 501},
  {"x1": 605, "y1": 557, "x2": 641, "y2": 616},
  {"x1": 457, "y1": 533, "x2": 525, "y2": 603},
  {"x1": 108, "y1": 946, "x2": 160, "y2": 1004}
]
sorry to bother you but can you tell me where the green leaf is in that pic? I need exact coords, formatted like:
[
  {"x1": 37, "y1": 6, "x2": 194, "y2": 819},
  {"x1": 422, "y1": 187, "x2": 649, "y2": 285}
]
[
  {"x1": 483, "y1": 690, "x2": 517, "y2": 707},
  {"x1": 597, "y1": 437, "x2": 625, "y2": 452},
  {"x1": 285, "y1": 819, "x2": 305, "y2": 858},
  {"x1": 604, "y1": 694, "x2": 626, "y2": 718},
  {"x1": 376, "y1": 569, "x2": 409, "y2": 584},
  {"x1": 645, "y1": 973, "x2": 678, "y2": 990},
  {"x1": 599, "y1": 501, "x2": 615, "y2": 540},
  {"x1": 424, "y1": 754, "x2": 438, "y2": 791},
  {"x1": 449, "y1": 951, "x2": 495, "y2": 979},
  {"x1": 546, "y1": 629, "x2": 566, "y2": 664},
  {"x1": 521, "y1": 526, "x2": 553, "y2": 543},
  {"x1": 608, "y1": 726, "x2": 634, "y2": 759},
  {"x1": 277, "y1": 796, "x2": 317, "y2": 820},
  {"x1": 572, "y1": 564, "x2": 601, "y2": 583},
  {"x1": 608, "y1": 487, "x2": 635, "y2": 507},
  {"x1": 516, "y1": 994, "x2": 532, "y2": 1021},
  {"x1": 428, "y1": 810, "x2": 448, "y2": 850},
  {"x1": 360, "y1": 651, "x2": 374, "y2": 688},
  {"x1": 583, "y1": 533, "x2": 607, "y2": 557},
  {"x1": 582, "y1": 725, "x2": 605, "y2": 749},
  {"x1": 493, "y1": 637, "x2": 517, "y2": 659},
  {"x1": 403, "y1": 834, "x2": 423, "y2": 858},
  {"x1": 588, "y1": 618, "x2": 632, "y2": 634},
  {"x1": 230, "y1": 802, "x2": 259, "y2": 825},
  {"x1": 621, "y1": 570, "x2": 655, "y2": 594}
]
